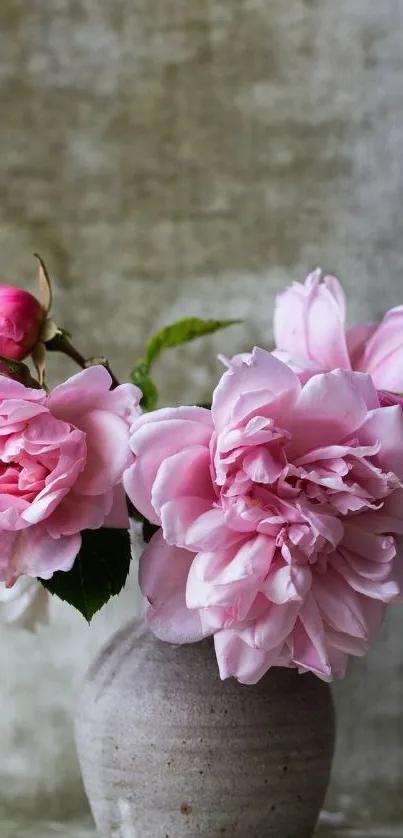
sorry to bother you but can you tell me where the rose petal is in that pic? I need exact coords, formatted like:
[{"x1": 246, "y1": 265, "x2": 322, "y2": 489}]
[
  {"x1": 274, "y1": 269, "x2": 350, "y2": 369},
  {"x1": 290, "y1": 369, "x2": 378, "y2": 456},
  {"x1": 214, "y1": 630, "x2": 287, "y2": 684},
  {"x1": 74, "y1": 410, "x2": 133, "y2": 495},
  {"x1": 358, "y1": 405, "x2": 403, "y2": 478},
  {"x1": 125, "y1": 408, "x2": 213, "y2": 525},
  {"x1": 5, "y1": 526, "x2": 81, "y2": 586},
  {"x1": 263, "y1": 564, "x2": 312, "y2": 604},
  {"x1": 47, "y1": 366, "x2": 113, "y2": 419},
  {"x1": 333, "y1": 551, "x2": 399, "y2": 602},
  {"x1": 152, "y1": 446, "x2": 214, "y2": 517},
  {"x1": 212, "y1": 347, "x2": 300, "y2": 432},
  {"x1": 293, "y1": 593, "x2": 332, "y2": 678},
  {"x1": 352, "y1": 305, "x2": 403, "y2": 391},
  {"x1": 138, "y1": 531, "x2": 207, "y2": 644}
]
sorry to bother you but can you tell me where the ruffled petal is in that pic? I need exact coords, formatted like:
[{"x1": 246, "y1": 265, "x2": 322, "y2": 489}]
[
  {"x1": 178, "y1": 506, "x2": 243, "y2": 552},
  {"x1": 139, "y1": 531, "x2": 207, "y2": 643},
  {"x1": 212, "y1": 347, "x2": 300, "y2": 432},
  {"x1": 352, "y1": 305, "x2": 403, "y2": 391},
  {"x1": 73, "y1": 410, "x2": 133, "y2": 495},
  {"x1": 358, "y1": 405, "x2": 403, "y2": 478},
  {"x1": 274, "y1": 269, "x2": 350, "y2": 369},
  {"x1": 125, "y1": 408, "x2": 213, "y2": 525},
  {"x1": 239, "y1": 600, "x2": 300, "y2": 651},
  {"x1": 313, "y1": 569, "x2": 372, "y2": 639},
  {"x1": 292, "y1": 594, "x2": 332, "y2": 678},
  {"x1": 47, "y1": 366, "x2": 113, "y2": 419},
  {"x1": 290, "y1": 369, "x2": 378, "y2": 456},
  {"x1": 151, "y1": 445, "x2": 214, "y2": 517},
  {"x1": 186, "y1": 535, "x2": 274, "y2": 615},
  {"x1": 333, "y1": 550, "x2": 399, "y2": 602},
  {"x1": 214, "y1": 630, "x2": 288, "y2": 684},
  {"x1": 263, "y1": 564, "x2": 312, "y2": 604},
  {"x1": 4, "y1": 526, "x2": 81, "y2": 586}
]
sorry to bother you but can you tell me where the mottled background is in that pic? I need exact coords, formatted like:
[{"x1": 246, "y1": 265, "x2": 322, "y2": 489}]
[{"x1": 1, "y1": 0, "x2": 403, "y2": 835}]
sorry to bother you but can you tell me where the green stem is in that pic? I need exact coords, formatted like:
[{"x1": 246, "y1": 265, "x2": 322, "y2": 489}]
[{"x1": 45, "y1": 333, "x2": 120, "y2": 389}]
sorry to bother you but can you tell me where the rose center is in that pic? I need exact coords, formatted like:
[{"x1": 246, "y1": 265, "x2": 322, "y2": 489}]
[
  {"x1": 217, "y1": 424, "x2": 386, "y2": 567},
  {"x1": 0, "y1": 452, "x2": 56, "y2": 501}
]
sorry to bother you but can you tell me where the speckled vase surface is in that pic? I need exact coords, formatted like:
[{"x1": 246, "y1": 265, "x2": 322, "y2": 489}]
[{"x1": 75, "y1": 619, "x2": 335, "y2": 838}]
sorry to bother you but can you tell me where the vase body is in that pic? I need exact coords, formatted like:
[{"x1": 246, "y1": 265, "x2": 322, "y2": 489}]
[{"x1": 75, "y1": 619, "x2": 335, "y2": 838}]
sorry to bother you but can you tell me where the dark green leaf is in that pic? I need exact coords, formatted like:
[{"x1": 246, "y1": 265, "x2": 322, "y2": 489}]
[
  {"x1": 130, "y1": 317, "x2": 240, "y2": 411},
  {"x1": 144, "y1": 317, "x2": 241, "y2": 367},
  {"x1": 130, "y1": 361, "x2": 158, "y2": 411},
  {"x1": 40, "y1": 528, "x2": 131, "y2": 622}
]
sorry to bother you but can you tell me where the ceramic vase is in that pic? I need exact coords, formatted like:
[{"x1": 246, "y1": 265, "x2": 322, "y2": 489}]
[{"x1": 75, "y1": 619, "x2": 335, "y2": 837}]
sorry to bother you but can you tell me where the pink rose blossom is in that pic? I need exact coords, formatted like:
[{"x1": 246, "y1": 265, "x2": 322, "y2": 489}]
[
  {"x1": 274, "y1": 268, "x2": 403, "y2": 392},
  {"x1": 0, "y1": 366, "x2": 141, "y2": 587},
  {"x1": 0, "y1": 285, "x2": 46, "y2": 361},
  {"x1": 125, "y1": 349, "x2": 403, "y2": 684}
]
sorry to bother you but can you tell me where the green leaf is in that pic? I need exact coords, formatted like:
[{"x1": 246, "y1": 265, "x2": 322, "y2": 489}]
[
  {"x1": 130, "y1": 361, "x2": 159, "y2": 411},
  {"x1": 131, "y1": 317, "x2": 240, "y2": 411},
  {"x1": 144, "y1": 317, "x2": 241, "y2": 367},
  {"x1": 41, "y1": 528, "x2": 131, "y2": 622}
]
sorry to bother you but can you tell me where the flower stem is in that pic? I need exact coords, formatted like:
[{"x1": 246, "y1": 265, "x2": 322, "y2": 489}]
[{"x1": 45, "y1": 332, "x2": 120, "y2": 389}]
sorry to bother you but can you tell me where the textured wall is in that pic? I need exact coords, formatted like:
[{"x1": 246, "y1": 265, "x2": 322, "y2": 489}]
[{"x1": 1, "y1": 0, "x2": 403, "y2": 830}]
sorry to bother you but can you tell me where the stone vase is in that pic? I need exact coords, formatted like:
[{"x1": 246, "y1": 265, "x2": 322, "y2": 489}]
[{"x1": 75, "y1": 619, "x2": 335, "y2": 838}]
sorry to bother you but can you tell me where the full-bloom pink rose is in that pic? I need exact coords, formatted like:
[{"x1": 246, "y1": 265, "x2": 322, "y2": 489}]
[
  {"x1": 274, "y1": 268, "x2": 403, "y2": 392},
  {"x1": 125, "y1": 349, "x2": 403, "y2": 684},
  {"x1": 0, "y1": 285, "x2": 46, "y2": 361},
  {"x1": 0, "y1": 366, "x2": 141, "y2": 587}
]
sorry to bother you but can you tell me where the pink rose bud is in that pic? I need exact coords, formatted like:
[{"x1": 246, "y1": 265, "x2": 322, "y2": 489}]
[{"x1": 0, "y1": 285, "x2": 46, "y2": 361}]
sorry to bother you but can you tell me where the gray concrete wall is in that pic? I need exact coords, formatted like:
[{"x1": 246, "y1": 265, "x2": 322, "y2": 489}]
[{"x1": 1, "y1": 0, "x2": 403, "y2": 827}]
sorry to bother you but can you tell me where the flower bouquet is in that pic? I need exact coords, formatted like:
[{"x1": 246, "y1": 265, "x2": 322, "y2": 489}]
[{"x1": 2, "y1": 261, "x2": 403, "y2": 837}]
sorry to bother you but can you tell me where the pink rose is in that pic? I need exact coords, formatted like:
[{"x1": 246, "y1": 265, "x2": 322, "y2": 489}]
[
  {"x1": 274, "y1": 268, "x2": 403, "y2": 392},
  {"x1": 0, "y1": 285, "x2": 46, "y2": 361},
  {"x1": 125, "y1": 349, "x2": 403, "y2": 684},
  {"x1": 0, "y1": 366, "x2": 141, "y2": 587}
]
